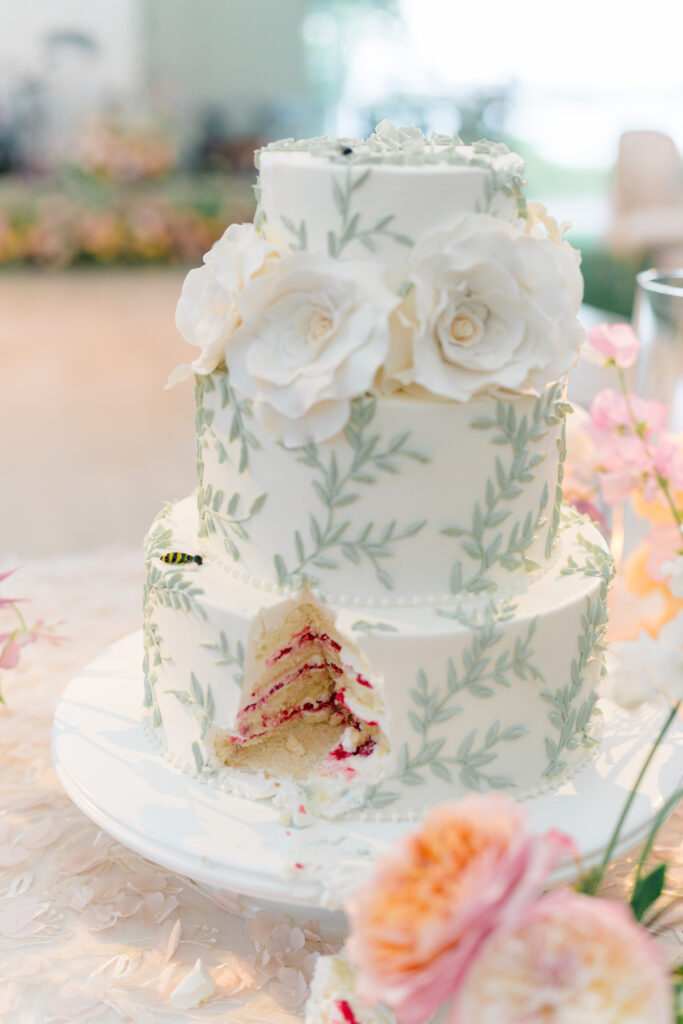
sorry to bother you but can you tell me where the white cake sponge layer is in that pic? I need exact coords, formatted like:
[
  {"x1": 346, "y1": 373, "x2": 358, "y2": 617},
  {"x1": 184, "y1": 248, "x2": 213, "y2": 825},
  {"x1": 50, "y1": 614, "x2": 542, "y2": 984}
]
[{"x1": 143, "y1": 497, "x2": 612, "y2": 820}]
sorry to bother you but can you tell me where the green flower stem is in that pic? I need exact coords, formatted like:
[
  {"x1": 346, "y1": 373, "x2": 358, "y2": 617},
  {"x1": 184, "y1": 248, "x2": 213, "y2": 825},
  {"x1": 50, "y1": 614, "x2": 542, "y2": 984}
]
[
  {"x1": 290, "y1": 444, "x2": 387, "y2": 578},
  {"x1": 633, "y1": 785, "x2": 683, "y2": 890},
  {"x1": 616, "y1": 366, "x2": 683, "y2": 533},
  {"x1": 0, "y1": 603, "x2": 31, "y2": 704},
  {"x1": 585, "y1": 701, "x2": 680, "y2": 895},
  {"x1": 10, "y1": 602, "x2": 28, "y2": 632}
]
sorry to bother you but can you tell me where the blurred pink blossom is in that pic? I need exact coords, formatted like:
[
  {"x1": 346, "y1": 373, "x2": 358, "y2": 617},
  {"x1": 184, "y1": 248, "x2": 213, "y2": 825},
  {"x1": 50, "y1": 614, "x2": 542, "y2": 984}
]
[
  {"x1": 346, "y1": 795, "x2": 574, "y2": 1024},
  {"x1": 450, "y1": 889, "x2": 671, "y2": 1024},
  {"x1": 0, "y1": 569, "x2": 66, "y2": 691},
  {"x1": 645, "y1": 524, "x2": 683, "y2": 582},
  {"x1": 587, "y1": 389, "x2": 667, "y2": 441},
  {"x1": 582, "y1": 322, "x2": 640, "y2": 368},
  {"x1": 585, "y1": 387, "x2": 683, "y2": 507}
]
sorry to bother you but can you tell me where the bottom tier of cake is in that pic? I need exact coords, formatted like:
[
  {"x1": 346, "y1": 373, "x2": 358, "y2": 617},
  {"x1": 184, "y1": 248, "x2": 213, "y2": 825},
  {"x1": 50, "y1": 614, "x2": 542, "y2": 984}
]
[{"x1": 142, "y1": 496, "x2": 613, "y2": 821}]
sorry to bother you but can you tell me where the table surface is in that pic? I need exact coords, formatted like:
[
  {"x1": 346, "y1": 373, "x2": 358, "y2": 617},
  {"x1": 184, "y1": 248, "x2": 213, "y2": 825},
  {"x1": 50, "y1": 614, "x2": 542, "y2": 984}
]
[{"x1": 0, "y1": 549, "x2": 681, "y2": 1023}]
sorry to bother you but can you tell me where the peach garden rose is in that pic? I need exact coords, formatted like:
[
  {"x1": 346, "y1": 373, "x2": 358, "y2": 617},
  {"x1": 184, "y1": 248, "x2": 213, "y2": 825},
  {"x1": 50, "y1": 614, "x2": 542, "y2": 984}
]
[
  {"x1": 449, "y1": 889, "x2": 672, "y2": 1024},
  {"x1": 345, "y1": 795, "x2": 573, "y2": 1024}
]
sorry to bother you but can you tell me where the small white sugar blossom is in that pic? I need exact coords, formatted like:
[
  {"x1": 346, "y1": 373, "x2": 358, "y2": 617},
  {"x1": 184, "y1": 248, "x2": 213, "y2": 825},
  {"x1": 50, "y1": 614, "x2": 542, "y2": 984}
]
[
  {"x1": 524, "y1": 200, "x2": 573, "y2": 246},
  {"x1": 169, "y1": 958, "x2": 215, "y2": 1009},
  {"x1": 168, "y1": 223, "x2": 279, "y2": 386},
  {"x1": 305, "y1": 953, "x2": 396, "y2": 1024},
  {"x1": 226, "y1": 255, "x2": 399, "y2": 446},
  {"x1": 609, "y1": 611, "x2": 683, "y2": 708},
  {"x1": 387, "y1": 212, "x2": 584, "y2": 401}
]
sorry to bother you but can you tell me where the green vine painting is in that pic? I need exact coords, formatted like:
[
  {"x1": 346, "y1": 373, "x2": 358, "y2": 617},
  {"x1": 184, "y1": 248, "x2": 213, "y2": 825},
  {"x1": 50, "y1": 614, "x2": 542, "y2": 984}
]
[
  {"x1": 199, "y1": 630, "x2": 245, "y2": 688},
  {"x1": 541, "y1": 583, "x2": 609, "y2": 778},
  {"x1": 198, "y1": 486, "x2": 267, "y2": 562},
  {"x1": 195, "y1": 369, "x2": 261, "y2": 476},
  {"x1": 442, "y1": 384, "x2": 570, "y2": 594},
  {"x1": 368, "y1": 601, "x2": 540, "y2": 807},
  {"x1": 327, "y1": 167, "x2": 413, "y2": 257},
  {"x1": 273, "y1": 396, "x2": 429, "y2": 590},
  {"x1": 166, "y1": 672, "x2": 216, "y2": 740}
]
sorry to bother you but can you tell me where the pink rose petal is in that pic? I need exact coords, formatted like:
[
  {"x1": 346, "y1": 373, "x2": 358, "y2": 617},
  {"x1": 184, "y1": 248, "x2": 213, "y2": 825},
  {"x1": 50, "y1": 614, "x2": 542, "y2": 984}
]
[
  {"x1": 0, "y1": 897, "x2": 48, "y2": 938},
  {"x1": 22, "y1": 815, "x2": 64, "y2": 850},
  {"x1": 157, "y1": 917, "x2": 182, "y2": 960}
]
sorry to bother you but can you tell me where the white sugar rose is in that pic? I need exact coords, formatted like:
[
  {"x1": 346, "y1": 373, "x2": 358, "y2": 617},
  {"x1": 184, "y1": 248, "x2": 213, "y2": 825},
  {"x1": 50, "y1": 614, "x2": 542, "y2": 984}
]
[
  {"x1": 226, "y1": 255, "x2": 399, "y2": 447},
  {"x1": 389, "y1": 213, "x2": 584, "y2": 400},
  {"x1": 167, "y1": 223, "x2": 279, "y2": 387}
]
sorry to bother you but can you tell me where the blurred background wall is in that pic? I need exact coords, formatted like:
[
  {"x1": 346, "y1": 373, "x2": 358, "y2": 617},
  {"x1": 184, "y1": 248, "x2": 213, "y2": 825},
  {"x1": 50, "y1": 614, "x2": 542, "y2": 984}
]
[{"x1": 1, "y1": 0, "x2": 682, "y2": 556}]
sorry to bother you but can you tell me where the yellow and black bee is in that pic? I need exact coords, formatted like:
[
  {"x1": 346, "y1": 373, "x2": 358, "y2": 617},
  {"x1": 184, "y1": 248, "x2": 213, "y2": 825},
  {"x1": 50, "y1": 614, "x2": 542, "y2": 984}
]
[{"x1": 160, "y1": 552, "x2": 203, "y2": 565}]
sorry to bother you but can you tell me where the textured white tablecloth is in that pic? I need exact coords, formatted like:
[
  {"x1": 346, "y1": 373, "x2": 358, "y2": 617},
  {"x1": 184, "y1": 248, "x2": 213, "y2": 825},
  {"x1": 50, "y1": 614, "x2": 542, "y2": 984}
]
[{"x1": 0, "y1": 548, "x2": 680, "y2": 1022}]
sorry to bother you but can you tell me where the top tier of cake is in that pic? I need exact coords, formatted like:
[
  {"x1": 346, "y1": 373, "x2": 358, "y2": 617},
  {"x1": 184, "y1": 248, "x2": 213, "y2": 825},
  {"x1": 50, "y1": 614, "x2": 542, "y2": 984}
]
[
  {"x1": 172, "y1": 123, "x2": 586, "y2": 602},
  {"x1": 256, "y1": 124, "x2": 526, "y2": 286}
]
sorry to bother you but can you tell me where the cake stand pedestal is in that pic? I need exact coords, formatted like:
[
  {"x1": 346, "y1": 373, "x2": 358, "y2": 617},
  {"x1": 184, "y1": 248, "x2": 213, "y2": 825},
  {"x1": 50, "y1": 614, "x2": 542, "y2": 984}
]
[{"x1": 52, "y1": 631, "x2": 682, "y2": 912}]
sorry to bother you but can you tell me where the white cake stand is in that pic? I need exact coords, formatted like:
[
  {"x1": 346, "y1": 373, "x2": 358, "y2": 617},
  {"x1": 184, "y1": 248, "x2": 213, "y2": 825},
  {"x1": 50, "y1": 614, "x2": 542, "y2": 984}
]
[{"x1": 52, "y1": 631, "x2": 682, "y2": 912}]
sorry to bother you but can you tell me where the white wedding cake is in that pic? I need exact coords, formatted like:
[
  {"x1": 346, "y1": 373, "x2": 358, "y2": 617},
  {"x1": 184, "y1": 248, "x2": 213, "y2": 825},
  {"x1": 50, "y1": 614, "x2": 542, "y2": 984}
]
[{"x1": 142, "y1": 122, "x2": 613, "y2": 821}]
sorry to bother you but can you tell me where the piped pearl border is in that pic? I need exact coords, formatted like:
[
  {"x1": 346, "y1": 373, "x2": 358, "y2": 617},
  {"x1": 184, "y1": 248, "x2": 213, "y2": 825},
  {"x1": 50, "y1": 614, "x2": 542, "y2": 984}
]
[
  {"x1": 209, "y1": 526, "x2": 568, "y2": 611},
  {"x1": 143, "y1": 706, "x2": 603, "y2": 824}
]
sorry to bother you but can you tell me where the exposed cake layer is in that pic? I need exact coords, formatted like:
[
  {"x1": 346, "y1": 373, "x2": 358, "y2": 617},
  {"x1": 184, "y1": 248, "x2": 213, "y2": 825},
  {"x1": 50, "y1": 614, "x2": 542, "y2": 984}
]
[
  {"x1": 143, "y1": 496, "x2": 612, "y2": 820},
  {"x1": 195, "y1": 368, "x2": 568, "y2": 604},
  {"x1": 215, "y1": 590, "x2": 384, "y2": 781},
  {"x1": 256, "y1": 130, "x2": 525, "y2": 287}
]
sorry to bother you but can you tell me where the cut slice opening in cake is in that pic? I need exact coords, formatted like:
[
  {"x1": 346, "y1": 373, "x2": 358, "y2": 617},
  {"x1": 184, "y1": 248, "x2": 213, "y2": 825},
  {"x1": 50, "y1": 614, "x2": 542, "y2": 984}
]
[{"x1": 213, "y1": 588, "x2": 387, "y2": 783}]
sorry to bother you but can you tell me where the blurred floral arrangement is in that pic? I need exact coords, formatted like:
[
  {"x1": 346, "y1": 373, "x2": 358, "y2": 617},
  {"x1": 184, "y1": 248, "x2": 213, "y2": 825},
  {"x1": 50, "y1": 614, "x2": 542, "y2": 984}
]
[
  {"x1": 76, "y1": 115, "x2": 177, "y2": 184},
  {"x1": 0, "y1": 569, "x2": 63, "y2": 703},
  {"x1": 564, "y1": 323, "x2": 683, "y2": 660},
  {"x1": 308, "y1": 782, "x2": 681, "y2": 1023},
  {"x1": 0, "y1": 116, "x2": 255, "y2": 268}
]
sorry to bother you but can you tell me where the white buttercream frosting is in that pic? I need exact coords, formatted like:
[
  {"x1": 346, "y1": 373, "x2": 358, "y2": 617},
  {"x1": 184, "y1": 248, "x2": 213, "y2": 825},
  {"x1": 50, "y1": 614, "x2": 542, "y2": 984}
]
[{"x1": 148, "y1": 121, "x2": 611, "y2": 837}]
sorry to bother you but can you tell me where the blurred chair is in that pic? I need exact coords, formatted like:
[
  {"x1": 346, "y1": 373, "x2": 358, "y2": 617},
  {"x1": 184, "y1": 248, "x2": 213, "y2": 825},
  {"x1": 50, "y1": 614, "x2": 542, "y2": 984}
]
[{"x1": 609, "y1": 130, "x2": 683, "y2": 268}]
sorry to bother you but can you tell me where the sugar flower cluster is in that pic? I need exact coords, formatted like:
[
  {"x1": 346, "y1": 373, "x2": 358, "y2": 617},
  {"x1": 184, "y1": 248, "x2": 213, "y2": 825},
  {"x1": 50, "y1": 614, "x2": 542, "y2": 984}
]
[
  {"x1": 562, "y1": 323, "x2": 683, "y2": 696},
  {"x1": 307, "y1": 795, "x2": 673, "y2": 1024},
  {"x1": 0, "y1": 569, "x2": 63, "y2": 702},
  {"x1": 581, "y1": 324, "x2": 683, "y2": 509},
  {"x1": 170, "y1": 208, "x2": 584, "y2": 447}
]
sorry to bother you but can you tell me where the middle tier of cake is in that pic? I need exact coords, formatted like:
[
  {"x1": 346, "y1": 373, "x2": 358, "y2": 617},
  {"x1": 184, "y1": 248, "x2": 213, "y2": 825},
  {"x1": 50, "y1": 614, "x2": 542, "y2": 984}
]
[
  {"x1": 143, "y1": 496, "x2": 613, "y2": 821},
  {"x1": 195, "y1": 369, "x2": 571, "y2": 605}
]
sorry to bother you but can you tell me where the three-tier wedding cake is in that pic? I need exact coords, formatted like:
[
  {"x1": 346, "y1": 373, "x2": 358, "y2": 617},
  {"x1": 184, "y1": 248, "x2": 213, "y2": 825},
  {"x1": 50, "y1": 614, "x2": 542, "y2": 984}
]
[{"x1": 142, "y1": 122, "x2": 613, "y2": 821}]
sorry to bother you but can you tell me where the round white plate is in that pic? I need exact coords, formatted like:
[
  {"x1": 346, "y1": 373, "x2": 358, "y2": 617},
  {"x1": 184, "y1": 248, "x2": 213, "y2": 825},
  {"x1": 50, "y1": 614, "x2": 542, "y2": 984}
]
[{"x1": 52, "y1": 631, "x2": 682, "y2": 911}]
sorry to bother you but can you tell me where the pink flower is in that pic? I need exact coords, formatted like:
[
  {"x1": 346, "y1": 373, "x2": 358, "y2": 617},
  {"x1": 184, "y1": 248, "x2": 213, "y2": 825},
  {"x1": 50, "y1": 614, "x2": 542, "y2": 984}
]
[
  {"x1": 0, "y1": 640, "x2": 22, "y2": 669},
  {"x1": 0, "y1": 620, "x2": 65, "y2": 674},
  {"x1": 585, "y1": 388, "x2": 683, "y2": 507},
  {"x1": 651, "y1": 436, "x2": 683, "y2": 493},
  {"x1": 582, "y1": 322, "x2": 640, "y2": 368},
  {"x1": 644, "y1": 524, "x2": 683, "y2": 582},
  {"x1": 345, "y1": 795, "x2": 573, "y2": 1024},
  {"x1": 587, "y1": 389, "x2": 667, "y2": 442},
  {"x1": 450, "y1": 890, "x2": 672, "y2": 1024}
]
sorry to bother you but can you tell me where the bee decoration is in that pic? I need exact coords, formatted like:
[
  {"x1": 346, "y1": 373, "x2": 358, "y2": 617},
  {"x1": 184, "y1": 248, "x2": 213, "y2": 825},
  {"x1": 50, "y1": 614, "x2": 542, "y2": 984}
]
[
  {"x1": 160, "y1": 552, "x2": 203, "y2": 565},
  {"x1": 340, "y1": 145, "x2": 353, "y2": 156}
]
